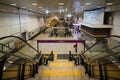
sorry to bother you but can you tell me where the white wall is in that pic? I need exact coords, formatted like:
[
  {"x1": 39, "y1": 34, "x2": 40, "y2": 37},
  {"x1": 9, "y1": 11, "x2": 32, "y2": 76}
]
[
  {"x1": 111, "y1": 11, "x2": 120, "y2": 36},
  {"x1": 83, "y1": 9, "x2": 104, "y2": 24},
  {"x1": 111, "y1": 11, "x2": 120, "y2": 41},
  {"x1": 20, "y1": 14, "x2": 40, "y2": 32},
  {"x1": 0, "y1": 12, "x2": 43, "y2": 38}
]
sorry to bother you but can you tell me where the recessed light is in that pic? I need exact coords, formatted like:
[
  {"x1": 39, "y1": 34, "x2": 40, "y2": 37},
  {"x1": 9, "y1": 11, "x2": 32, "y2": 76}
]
[
  {"x1": 10, "y1": 4, "x2": 16, "y2": 6},
  {"x1": 85, "y1": 3, "x2": 91, "y2": 5},
  {"x1": 58, "y1": 2, "x2": 64, "y2": 6},
  {"x1": 32, "y1": 3, "x2": 38, "y2": 5},
  {"x1": 107, "y1": 3, "x2": 113, "y2": 5}
]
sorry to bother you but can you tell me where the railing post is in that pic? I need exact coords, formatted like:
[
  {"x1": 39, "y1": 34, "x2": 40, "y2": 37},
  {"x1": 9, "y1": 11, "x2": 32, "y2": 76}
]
[
  {"x1": 32, "y1": 64, "x2": 35, "y2": 77},
  {"x1": 91, "y1": 65, "x2": 94, "y2": 78},
  {"x1": 39, "y1": 55, "x2": 42, "y2": 65},
  {"x1": 51, "y1": 51, "x2": 54, "y2": 61},
  {"x1": 21, "y1": 63, "x2": 26, "y2": 80},
  {"x1": 18, "y1": 64, "x2": 22, "y2": 80},
  {"x1": 84, "y1": 42, "x2": 85, "y2": 52},
  {"x1": 35, "y1": 63, "x2": 38, "y2": 74},
  {"x1": 85, "y1": 63, "x2": 88, "y2": 74},
  {"x1": 37, "y1": 42, "x2": 39, "y2": 52},
  {"x1": 104, "y1": 64, "x2": 108, "y2": 80},
  {"x1": 80, "y1": 55, "x2": 84, "y2": 65},
  {"x1": 69, "y1": 51, "x2": 72, "y2": 61},
  {"x1": 0, "y1": 57, "x2": 7, "y2": 80},
  {"x1": 88, "y1": 64, "x2": 92, "y2": 77},
  {"x1": 30, "y1": 65, "x2": 33, "y2": 77},
  {"x1": 98, "y1": 62, "x2": 104, "y2": 80}
]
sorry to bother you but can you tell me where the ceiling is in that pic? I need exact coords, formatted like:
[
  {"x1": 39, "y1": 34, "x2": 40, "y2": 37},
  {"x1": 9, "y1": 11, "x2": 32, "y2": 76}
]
[{"x1": 0, "y1": 0, "x2": 120, "y2": 16}]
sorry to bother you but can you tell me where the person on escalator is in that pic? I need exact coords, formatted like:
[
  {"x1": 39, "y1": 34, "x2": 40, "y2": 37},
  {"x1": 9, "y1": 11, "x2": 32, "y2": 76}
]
[{"x1": 74, "y1": 43, "x2": 78, "y2": 53}]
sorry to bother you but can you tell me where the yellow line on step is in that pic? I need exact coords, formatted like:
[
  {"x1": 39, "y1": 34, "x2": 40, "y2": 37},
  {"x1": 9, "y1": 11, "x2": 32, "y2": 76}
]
[
  {"x1": 49, "y1": 62, "x2": 74, "y2": 67},
  {"x1": 39, "y1": 70, "x2": 84, "y2": 77}
]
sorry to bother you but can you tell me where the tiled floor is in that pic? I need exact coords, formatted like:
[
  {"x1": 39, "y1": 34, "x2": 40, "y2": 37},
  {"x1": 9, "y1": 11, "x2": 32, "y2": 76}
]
[{"x1": 35, "y1": 33, "x2": 84, "y2": 54}]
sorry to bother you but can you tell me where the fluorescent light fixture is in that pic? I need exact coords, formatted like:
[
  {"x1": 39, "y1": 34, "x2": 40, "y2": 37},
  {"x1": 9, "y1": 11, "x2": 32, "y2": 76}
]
[
  {"x1": 59, "y1": 6, "x2": 64, "y2": 8},
  {"x1": 29, "y1": 9, "x2": 32, "y2": 10},
  {"x1": 58, "y1": 2, "x2": 64, "y2": 5},
  {"x1": 107, "y1": 3, "x2": 113, "y2": 5},
  {"x1": 45, "y1": 10, "x2": 49, "y2": 14},
  {"x1": 59, "y1": 9, "x2": 62, "y2": 13},
  {"x1": 85, "y1": 3, "x2": 91, "y2": 5},
  {"x1": 32, "y1": 3, "x2": 38, "y2": 5},
  {"x1": 21, "y1": 7, "x2": 26, "y2": 8},
  {"x1": 97, "y1": 6, "x2": 102, "y2": 8},
  {"x1": 42, "y1": 8, "x2": 45, "y2": 10},
  {"x1": 10, "y1": 4, "x2": 16, "y2": 6},
  {"x1": 3, "y1": 66, "x2": 6, "y2": 70},
  {"x1": 8, "y1": 61, "x2": 13, "y2": 64},
  {"x1": 112, "y1": 61, "x2": 117, "y2": 63},
  {"x1": 65, "y1": 8, "x2": 68, "y2": 12},
  {"x1": 67, "y1": 14, "x2": 72, "y2": 17},
  {"x1": 38, "y1": 7, "x2": 42, "y2": 8}
]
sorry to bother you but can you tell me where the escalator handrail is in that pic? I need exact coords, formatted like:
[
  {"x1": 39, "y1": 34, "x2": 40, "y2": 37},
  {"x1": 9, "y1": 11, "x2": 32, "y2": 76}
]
[
  {"x1": 0, "y1": 43, "x2": 34, "y2": 59},
  {"x1": 83, "y1": 35, "x2": 120, "y2": 54},
  {"x1": 0, "y1": 35, "x2": 39, "y2": 54},
  {"x1": 0, "y1": 50, "x2": 36, "y2": 63}
]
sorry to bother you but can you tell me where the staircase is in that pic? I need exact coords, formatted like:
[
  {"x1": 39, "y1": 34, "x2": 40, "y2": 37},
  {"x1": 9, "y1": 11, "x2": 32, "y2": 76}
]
[{"x1": 37, "y1": 60, "x2": 89, "y2": 80}]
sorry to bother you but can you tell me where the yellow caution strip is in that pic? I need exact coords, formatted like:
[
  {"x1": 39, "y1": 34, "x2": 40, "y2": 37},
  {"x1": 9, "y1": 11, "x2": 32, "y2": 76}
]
[
  {"x1": 39, "y1": 70, "x2": 84, "y2": 77},
  {"x1": 49, "y1": 62, "x2": 74, "y2": 67}
]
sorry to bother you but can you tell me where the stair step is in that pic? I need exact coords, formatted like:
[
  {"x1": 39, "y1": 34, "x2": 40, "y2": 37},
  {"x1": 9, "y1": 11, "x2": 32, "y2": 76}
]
[{"x1": 38, "y1": 60, "x2": 89, "y2": 80}]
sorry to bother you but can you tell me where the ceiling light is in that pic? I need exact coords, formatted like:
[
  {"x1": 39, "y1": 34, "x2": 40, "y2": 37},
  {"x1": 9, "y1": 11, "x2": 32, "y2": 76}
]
[
  {"x1": 42, "y1": 9, "x2": 45, "y2": 10},
  {"x1": 97, "y1": 6, "x2": 102, "y2": 8},
  {"x1": 8, "y1": 61, "x2": 13, "y2": 64},
  {"x1": 107, "y1": 3, "x2": 113, "y2": 5},
  {"x1": 58, "y1": 2, "x2": 64, "y2": 6},
  {"x1": 32, "y1": 3, "x2": 38, "y2": 5},
  {"x1": 85, "y1": 3, "x2": 91, "y2": 5},
  {"x1": 119, "y1": 66, "x2": 120, "y2": 68},
  {"x1": 38, "y1": 7, "x2": 42, "y2": 8},
  {"x1": 3, "y1": 66, "x2": 6, "y2": 70},
  {"x1": 59, "y1": 6, "x2": 64, "y2": 9},
  {"x1": 67, "y1": 14, "x2": 72, "y2": 17},
  {"x1": 21, "y1": 7, "x2": 26, "y2": 8},
  {"x1": 112, "y1": 61, "x2": 117, "y2": 63},
  {"x1": 29, "y1": 9, "x2": 32, "y2": 10},
  {"x1": 10, "y1": 4, "x2": 16, "y2": 6},
  {"x1": 45, "y1": 10, "x2": 49, "y2": 14}
]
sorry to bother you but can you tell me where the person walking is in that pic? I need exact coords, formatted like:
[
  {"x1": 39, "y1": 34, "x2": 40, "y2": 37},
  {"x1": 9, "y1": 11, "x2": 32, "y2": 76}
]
[{"x1": 74, "y1": 43, "x2": 78, "y2": 53}]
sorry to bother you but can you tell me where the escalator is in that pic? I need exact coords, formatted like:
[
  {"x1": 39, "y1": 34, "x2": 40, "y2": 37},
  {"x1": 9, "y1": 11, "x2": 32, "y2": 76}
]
[
  {"x1": 81, "y1": 35, "x2": 120, "y2": 80},
  {"x1": 0, "y1": 36, "x2": 41, "y2": 80}
]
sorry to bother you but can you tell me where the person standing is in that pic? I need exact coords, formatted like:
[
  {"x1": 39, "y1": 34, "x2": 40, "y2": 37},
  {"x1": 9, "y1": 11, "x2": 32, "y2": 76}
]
[{"x1": 74, "y1": 43, "x2": 78, "y2": 53}]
